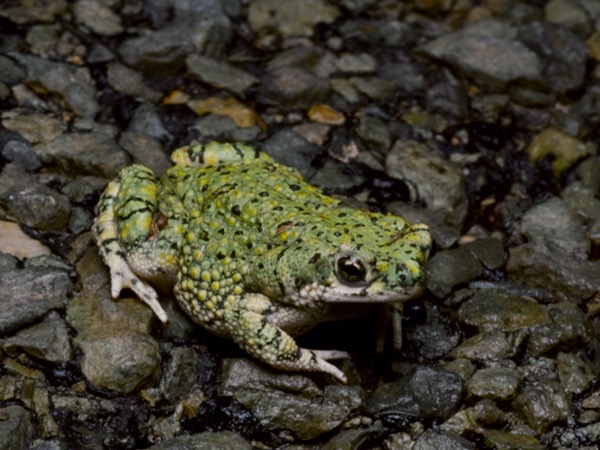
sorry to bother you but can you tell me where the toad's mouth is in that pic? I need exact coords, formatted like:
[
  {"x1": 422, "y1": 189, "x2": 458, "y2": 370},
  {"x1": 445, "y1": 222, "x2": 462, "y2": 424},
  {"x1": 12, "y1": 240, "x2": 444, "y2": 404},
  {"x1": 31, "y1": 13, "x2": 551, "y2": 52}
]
[{"x1": 285, "y1": 278, "x2": 427, "y2": 304}]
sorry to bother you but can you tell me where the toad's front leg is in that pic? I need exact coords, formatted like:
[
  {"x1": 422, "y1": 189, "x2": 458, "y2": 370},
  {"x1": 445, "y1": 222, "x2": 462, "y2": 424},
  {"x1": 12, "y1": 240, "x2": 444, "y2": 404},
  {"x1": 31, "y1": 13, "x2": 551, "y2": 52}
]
[
  {"x1": 223, "y1": 294, "x2": 350, "y2": 383},
  {"x1": 93, "y1": 165, "x2": 178, "y2": 323}
]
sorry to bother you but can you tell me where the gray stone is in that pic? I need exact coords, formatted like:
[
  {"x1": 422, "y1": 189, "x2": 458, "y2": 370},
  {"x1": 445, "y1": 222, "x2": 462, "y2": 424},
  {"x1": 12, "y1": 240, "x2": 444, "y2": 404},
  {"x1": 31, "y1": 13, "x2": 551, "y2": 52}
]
[
  {"x1": 34, "y1": 132, "x2": 130, "y2": 179},
  {"x1": 0, "y1": 54, "x2": 25, "y2": 85},
  {"x1": 118, "y1": 131, "x2": 170, "y2": 176},
  {"x1": 128, "y1": 104, "x2": 173, "y2": 142},
  {"x1": 520, "y1": 197, "x2": 589, "y2": 257},
  {"x1": 0, "y1": 132, "x2": 41, "y2": 170},
  {"x1": 527, "y1": 302, "x2": 594, "y2": 357},
  {"x1": 247, "y1": 0, "x2": 339, "y2": 37},
  {"x1": 545, "y1": 0, "x2": 592, "y2": 37},
  {"x1": 378, "y1": 62, "x2": 427, "y2": 93},
  {"x1": 466, "y1": 367, "x2": 521, "y2": 402},
  {"x1": 386, "y1": 139, "x2": 467, "y2": 227},
  {"x1": 462, "y1": 237, "x2": 505, "y2": 270},
  {"x1": 106, "y1": 62, "x2": 161, "y2": 101},
  {"x1": 73, "y1": 0, "x2": 123, "y2": 36},
  {"x1": 512, "y1": 381, "x2": 571, "y2": 432},
  {"x1": 0, "y1": 268, "x2": 72, "y2": 335},
  {"x1": 118, "y1": 0, "x2": 233, "y2": 66},
  {"x1": 450, "y1": 331, "x2": 523, "y2": 361},
  {"x1": 350, "y1": 76, "x2": 396, "y2": 101},
  {"x1": 355, "y1": 115, "x2": 391, "y2": 151},
  {"x1": 261, "y1": 129, "x2": 322, "y2": 178},
  {"x1": 261, "y1": 67, "x2": 331, "y2": 109},
  {"x1": 366, "y1": 366, "x2": 463, "y2": 420},
  {"x1": 322, "y1": 422, "x2": 384, "y2": 450},
  {"x1": 0, "y1": 164, "x2": 72, "y2": 230},
  {"x1": 3, "y1": 317, "x2": 72, "y2": 364},
  {"x1": 9, "y1": 52, "x2": 99, "y2": 118},
  {"x1": 427, "y1": 247, "x2": 482, "y2": 298},
  {"x1": 457, "y1": 289, "x2": 550, "y2": 333},
  {"x1": 148, "y1": 431, "x2": 252, "y2": 450},
  {"x1": 507, "y1": 241, "x2": 600, "y2": 302},
  {"x1": 557, "y1": 352, "x2": 594, "y2": 394},
  {"x1": 79, "y1": 332, "x2": 161, "y2": 394},
  {"x1": 419, "y1": 19, "x2": 542, "y2": 88},
  {"x1": 0, "y1": 405, "x2": 34, "y2": 450},
  {"x1": 414, "y1": 429, "x2": 476, "y2": 450},
  {"x1": 335, "y1": 53, "x2": 377, "y2": 73},
  {"x1": 518, "y1": 21, "x2": 588, "y2": 95},
  {"x1": 2, "y1": 113, "x2": 65, "y2": 145},
  {"x1": 186, "y1": 54, "x2": 258, "y2": 96},
  {"x1": 220, "y1": 358, "x2": 363, "y2": 440}
]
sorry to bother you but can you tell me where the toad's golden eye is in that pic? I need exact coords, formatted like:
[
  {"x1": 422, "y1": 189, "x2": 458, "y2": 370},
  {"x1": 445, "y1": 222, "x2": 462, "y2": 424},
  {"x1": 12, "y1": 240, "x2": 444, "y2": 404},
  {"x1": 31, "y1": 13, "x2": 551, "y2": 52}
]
[{"x1": 336, "y1": 255, "x2": 367, "y2": 284}]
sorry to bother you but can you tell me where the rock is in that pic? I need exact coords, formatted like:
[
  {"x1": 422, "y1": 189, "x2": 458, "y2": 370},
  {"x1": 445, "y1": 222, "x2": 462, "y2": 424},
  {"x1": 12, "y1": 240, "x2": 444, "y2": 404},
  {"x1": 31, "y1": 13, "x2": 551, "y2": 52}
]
[
  {"x1": 260, "y1": 129, "x2": 322, "y2": 178},
  {"x1": 78, "y1": 332, "x2": 161, "y2": 394},
  {"x1": 0, "y1": 221, "x2": 50, "y2": 258},
  {"x1": 0, "y1": 268, "x2": 72, "y2": 335},
  {"x1": 386, "y1": 139, "x2": 467, "y2": 227},
  {"x1": 465, "y1": 367, "x2": 521, "y2": 402},
  {"x1": 128, "y1": 104, "x2": 173, "y2": 142},
  {"x1": 73, "y1": 0, "x2": 123, "y2": 36},
  {"x1": 118, "y1": 0, "x2": 233, "y2": 66},
  {"x1": 520, "y1": 196, "x2": 589, "y2": 256},
  {"x1": 321, "y1": 422, "x2": 384, "y2": 450},
  {"x1": 527, "y1": 302, "x2": 595, "y2": 357},
  {"x1": 556, "y1": 352, "x2": 594, "y2": 394},
  {"x1": 106, "y1": 63, "x2": 161, "y2": 102},
  {"x1": 34, "y1": 132, "x2": 130, "y2": 179},
  {"x1": 462, "y1": 237, "x2": 505, "y2": 270},
  {"x1": 266, "y1": 45, "x2": 337, "y2": 78},
  {"x1": 147, "y1": 431, "x2": 252, "y2": 450},
  {"x1": 0, "y1": 405, "x2": 34, "y2": 450},
  {"x1": 450, "y1": 331, "x2": 523, "y2": 361},
  {"x1": 0, "y1": 164, "x2": 72, "y2": 230},
  {"x1": 349, "y1": 76, "x2": 396, "y2": 101},
  {"x1": 507, "y1": 241, "x2": 600, "y2": 302},
  {"x1": 335, "y1": 53, "x2": 377, "y2": 73},
  {"x1": 2, "y1": 113, "x2": 65, "y2": 145},
  {"x1": 68, "y1": 247, "x2": 161, "y2": 393},
  {"x1": 260, "y1": 67, "x2": 331, "y2": 109},
  {"x1": 118, "y1": 131, "x2": 170, "y2": 176},
  {"x1": 0, "y1": 130, "x2": 42, "y2": 171},
  {"x1": 0, "y1": 54, "x2": 26, "y2": 85},
  {"x1": 512, "y1": 381, "x2": 571, "y2": 432},
  {"x1": 518, "y1": 21, "x2": 588, "y2": 95},
  {"x1": 457, "y1": 289, "x2": 550, "y2": 332},
  {"x1": 220, "y1": 358, "x2": 363, "y2": 440},
  {"x1": 3, "y1": 316, "x2": 72, "y2": 364},
  {"x1": 247, "y1": 0, "x2": 340, "y2": 37},
  {"x1": 9, "y1": 52, "x2": 99, "y2": 118},
  {"x1": 366, "y1": 366, "x2": 463, "y2": 421},
  {"x1": 355, "y1": 115, "x2": 391, "y2": 151},
  {"x1": 482, "y1": 430, "x2": 545, "y2": 450},
  {"x1": 545, "y1": 0, "x2": 592, "y2": 36},
  {"x1": 527, "y1": 127, "x2": 595, "y2": 177},
  {"x1": 414, "y1": 429, "x2": 476, "y2": 450},
  {"x1": 378, "y1": 62, "x2": 427, "y2": 94},
  {"x1": 419, "y1": 18, "x2": 542, "y2": 88},
  {"x1": 427, "y1": 247, "x2": 482, "y2": 298},
  {"x1": 186, "y1": 54, "x2": 258, "y2": 97}
]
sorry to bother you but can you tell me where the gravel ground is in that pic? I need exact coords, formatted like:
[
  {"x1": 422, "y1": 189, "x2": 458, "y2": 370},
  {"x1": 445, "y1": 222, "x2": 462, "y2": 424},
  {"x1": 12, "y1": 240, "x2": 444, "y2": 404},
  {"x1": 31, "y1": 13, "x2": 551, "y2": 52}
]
[{"x1": 0, "y1": 1, "x2": 599, "y2": 449}]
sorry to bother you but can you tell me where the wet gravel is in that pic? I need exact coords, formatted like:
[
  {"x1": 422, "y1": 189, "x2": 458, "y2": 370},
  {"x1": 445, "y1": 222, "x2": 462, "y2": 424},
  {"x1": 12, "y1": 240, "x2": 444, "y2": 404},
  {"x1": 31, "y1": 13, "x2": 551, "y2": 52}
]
[{"x1": 1, "y1": 0, "x2": 600, "y2": 449}]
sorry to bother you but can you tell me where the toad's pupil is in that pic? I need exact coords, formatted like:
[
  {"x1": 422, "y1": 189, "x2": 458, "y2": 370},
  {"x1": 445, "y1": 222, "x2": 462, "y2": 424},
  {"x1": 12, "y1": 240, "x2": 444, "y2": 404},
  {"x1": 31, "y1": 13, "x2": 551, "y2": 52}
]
[{"x1": 337, "y1": 256, "x2": 366, "y2": 282}]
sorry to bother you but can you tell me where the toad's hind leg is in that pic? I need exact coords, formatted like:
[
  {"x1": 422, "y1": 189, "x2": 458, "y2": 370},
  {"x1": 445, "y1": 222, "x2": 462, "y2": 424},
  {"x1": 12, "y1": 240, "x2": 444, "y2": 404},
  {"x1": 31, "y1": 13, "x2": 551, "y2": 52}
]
[
  {"x1": 224, "y1": 294, "x2": 349, "y2": 383},
  {"x1": 93, "y1": 165, "x2": 173, "y2": 323}
]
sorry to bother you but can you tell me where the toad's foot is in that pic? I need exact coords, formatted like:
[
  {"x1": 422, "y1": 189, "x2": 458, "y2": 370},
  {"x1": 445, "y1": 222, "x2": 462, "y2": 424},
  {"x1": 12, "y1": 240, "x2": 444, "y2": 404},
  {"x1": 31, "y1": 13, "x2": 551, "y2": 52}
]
[{"x1": 226, "y1": 294, "x2": 350, "y2": 382}]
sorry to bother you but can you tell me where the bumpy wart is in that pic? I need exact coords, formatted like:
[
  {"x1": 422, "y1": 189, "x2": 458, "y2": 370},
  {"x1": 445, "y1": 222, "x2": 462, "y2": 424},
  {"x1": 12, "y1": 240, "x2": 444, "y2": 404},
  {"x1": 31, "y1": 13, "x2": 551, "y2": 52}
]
[{"x1": 93, "y1": 141, "x2": 432, "y2": 382}]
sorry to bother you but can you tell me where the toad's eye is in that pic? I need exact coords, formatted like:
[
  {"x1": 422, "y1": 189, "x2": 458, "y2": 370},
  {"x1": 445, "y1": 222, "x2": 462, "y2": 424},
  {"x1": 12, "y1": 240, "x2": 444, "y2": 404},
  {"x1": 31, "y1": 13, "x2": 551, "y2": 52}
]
[{"x1": 336, "y1": 255, "x2": 367, "y2": 284}]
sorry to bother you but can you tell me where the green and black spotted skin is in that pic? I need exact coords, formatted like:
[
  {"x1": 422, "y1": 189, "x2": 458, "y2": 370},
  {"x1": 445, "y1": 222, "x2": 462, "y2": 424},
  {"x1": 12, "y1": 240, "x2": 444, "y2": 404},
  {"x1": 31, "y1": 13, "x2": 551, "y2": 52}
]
[{"x1": 93, "y1": 141, "x2": 432, "y2": 382}]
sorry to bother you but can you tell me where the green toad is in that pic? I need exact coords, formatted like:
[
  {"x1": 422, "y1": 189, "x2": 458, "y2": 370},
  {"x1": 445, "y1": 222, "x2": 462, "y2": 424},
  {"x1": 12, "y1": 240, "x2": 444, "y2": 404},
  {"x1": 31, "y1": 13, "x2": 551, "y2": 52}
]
[{"x1": 93, "y1": 142, "x2": 431, "y2": 382}]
